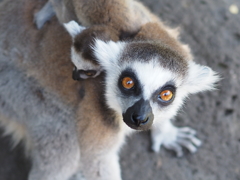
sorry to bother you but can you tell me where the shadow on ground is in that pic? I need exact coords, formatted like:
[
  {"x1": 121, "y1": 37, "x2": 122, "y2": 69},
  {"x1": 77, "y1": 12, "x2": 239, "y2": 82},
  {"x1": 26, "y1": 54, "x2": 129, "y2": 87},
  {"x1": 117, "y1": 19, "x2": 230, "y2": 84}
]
[{"x1": 0, "y1": 0, "x2": 239, "y2": 180}]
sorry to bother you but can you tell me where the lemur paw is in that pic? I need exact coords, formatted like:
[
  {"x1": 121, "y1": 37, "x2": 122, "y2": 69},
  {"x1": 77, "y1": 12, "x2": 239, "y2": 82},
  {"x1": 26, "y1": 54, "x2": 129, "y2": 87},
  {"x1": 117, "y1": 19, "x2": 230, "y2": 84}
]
[
  {"x1": 34, "y1": 2, "x2": 55, "y2": 29},
  {"x1": 34, "y1": 13, "x2": 46, "y2": 29},
  {"x1": 151, "y1": 125, "x2": 202, "y2": 157}
]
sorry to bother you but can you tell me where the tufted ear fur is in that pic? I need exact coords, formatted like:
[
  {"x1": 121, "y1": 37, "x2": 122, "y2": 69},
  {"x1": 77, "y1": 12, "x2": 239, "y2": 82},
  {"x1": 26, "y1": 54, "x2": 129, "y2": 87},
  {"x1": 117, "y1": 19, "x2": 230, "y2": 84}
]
[
  {"x1": 63, "y1": 20, "x2": 86, "y2": 38},
  {"x1": 183, "y1": 61, "x2": 220, "y2": 94},
  {"x1": 92, "y1": 39, "x2": 125, "y2": 70}
]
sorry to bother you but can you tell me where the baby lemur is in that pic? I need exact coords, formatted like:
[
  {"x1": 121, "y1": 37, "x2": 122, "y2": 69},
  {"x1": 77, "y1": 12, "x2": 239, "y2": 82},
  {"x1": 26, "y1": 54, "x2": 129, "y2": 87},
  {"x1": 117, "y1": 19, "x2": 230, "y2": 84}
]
[{"x1": 0, "y1": 0, "x2": 219, "y2": 180}]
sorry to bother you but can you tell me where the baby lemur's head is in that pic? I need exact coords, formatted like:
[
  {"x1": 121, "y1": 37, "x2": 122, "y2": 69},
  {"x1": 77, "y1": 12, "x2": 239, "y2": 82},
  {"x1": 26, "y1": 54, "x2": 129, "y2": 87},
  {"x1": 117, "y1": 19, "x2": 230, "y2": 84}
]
[
  {"x1": 64, "y1": 21, "x2": 120, "y2": 80},
  {"x1": 65, "y1": 21, "x2": 219, "y2": 131}
]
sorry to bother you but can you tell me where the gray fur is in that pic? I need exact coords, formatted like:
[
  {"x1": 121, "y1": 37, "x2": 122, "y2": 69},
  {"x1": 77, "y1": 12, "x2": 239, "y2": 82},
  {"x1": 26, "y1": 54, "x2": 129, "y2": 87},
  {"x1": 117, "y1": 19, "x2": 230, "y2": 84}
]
[{"x1": 0, "y1": 62, "x2": 80, "y2": 180}]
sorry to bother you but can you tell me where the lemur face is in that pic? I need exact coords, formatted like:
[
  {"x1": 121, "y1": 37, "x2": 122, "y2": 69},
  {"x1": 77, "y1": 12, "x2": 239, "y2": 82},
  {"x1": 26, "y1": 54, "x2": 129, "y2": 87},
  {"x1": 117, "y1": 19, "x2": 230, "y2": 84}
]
[
  {"x1": 64, "y1": 21, "x2": 219, "y2": 131},
  {"x1": 64, "y1": 21, "x2": 119, "y2": 80},
  {"x1": 93, "y1": 40, "x2": 219, "y2": 130}
]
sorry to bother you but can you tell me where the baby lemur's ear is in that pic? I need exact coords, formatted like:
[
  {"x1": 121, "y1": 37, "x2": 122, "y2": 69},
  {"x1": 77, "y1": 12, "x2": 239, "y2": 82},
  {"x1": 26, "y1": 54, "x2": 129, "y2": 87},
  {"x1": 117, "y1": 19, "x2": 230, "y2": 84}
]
[
  {"x1": 63, "y1": 21, "x2": 86, "y2": 38},
  {"x1": 183, "y1": 61, "x2": 220, "y2": 94}
]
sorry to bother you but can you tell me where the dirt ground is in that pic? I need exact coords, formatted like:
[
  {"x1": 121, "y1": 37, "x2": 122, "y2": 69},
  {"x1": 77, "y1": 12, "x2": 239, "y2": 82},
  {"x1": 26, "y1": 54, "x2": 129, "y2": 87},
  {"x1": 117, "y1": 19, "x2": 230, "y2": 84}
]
[{"x1": 0, "y1": 0, "x2": 240, "y2": 180}]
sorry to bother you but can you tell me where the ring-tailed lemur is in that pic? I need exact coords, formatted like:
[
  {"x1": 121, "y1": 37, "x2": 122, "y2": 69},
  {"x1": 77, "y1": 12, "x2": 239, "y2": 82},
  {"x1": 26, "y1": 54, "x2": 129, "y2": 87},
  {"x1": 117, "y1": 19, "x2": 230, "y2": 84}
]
[{"x1": 0, "y1": 0, "x2": 219, "y2": 180}]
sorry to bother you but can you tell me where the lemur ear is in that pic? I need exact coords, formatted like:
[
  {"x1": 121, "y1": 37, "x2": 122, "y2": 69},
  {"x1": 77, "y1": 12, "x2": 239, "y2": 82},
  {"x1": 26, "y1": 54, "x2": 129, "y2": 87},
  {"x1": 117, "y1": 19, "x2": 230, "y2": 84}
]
[
  {"x1": 183, "y1": 61, "x2": 220, "y2": 94},
  {"x1": 63, "y1": 20, "x2": 86, "y2": 38},
  {"x1": 93, "y1": 39, "x2": 125, "y2": 69}
]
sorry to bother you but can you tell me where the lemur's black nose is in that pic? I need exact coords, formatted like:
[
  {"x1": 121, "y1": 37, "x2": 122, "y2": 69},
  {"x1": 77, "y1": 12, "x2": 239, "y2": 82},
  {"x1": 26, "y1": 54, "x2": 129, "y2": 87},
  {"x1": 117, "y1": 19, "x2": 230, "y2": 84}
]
[
  {"x1": 132, "y1": 114, "x2": 149, "y2": 126},
  {"x1": 123, "y1": 98, "x2": 154, "y2": 130}
]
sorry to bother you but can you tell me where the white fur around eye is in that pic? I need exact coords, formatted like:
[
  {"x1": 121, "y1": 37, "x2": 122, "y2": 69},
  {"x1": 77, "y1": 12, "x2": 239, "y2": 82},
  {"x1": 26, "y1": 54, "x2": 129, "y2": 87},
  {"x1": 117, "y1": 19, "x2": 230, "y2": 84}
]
[
  {"x1": 63, "y1": 20, "x2": 86, "y2": 38},
  {"x1": 131, "y1": 60, "x2": 181, "y2": 100}
]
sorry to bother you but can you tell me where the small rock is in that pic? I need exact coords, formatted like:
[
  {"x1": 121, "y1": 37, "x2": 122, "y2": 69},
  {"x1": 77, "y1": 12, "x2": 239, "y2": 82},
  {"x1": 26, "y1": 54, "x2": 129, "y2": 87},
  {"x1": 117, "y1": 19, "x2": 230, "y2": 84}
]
[{"x1": 229, "y1": 4, "x2": 239, "y2": 14}]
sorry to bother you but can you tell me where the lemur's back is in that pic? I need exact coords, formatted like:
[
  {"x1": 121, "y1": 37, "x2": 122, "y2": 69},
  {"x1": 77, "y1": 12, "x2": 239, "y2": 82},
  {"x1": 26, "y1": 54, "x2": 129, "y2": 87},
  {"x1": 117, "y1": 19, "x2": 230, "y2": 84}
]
[
  {"x1": 0, "y1": 0, "x2": 79, "y2": 105},
  {"x1": 0, "y1": 0, "x2": 80, "y2": 157}
]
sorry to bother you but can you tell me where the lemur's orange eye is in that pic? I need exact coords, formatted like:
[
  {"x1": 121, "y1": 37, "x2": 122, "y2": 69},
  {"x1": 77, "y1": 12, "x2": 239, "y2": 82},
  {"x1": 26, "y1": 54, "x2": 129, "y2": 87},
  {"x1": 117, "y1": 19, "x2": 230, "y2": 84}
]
[
  {"x1": 84, "y1": 70, "x2": 96, "y2": 76},
  {"x1": 159, "y1": 90, "x2": 173, "y2": 102},
  {"x1": 122, "y1": 77, "x2": 134, "y2": 89}
]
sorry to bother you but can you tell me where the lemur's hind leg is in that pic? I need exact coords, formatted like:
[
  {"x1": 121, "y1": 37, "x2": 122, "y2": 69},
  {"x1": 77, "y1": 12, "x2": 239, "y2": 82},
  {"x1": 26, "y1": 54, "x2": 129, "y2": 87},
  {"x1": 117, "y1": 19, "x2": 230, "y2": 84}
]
[{"x1": 151, "y1": 119, "x2": 202, "y2": 157}]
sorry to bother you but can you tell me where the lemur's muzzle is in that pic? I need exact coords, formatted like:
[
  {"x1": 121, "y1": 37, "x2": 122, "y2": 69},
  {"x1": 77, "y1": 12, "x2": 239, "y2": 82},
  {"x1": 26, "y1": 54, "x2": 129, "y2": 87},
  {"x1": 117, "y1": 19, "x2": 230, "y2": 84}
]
[{"x1": 123, "y1": 98, "x2": 154, "y2": 130}]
